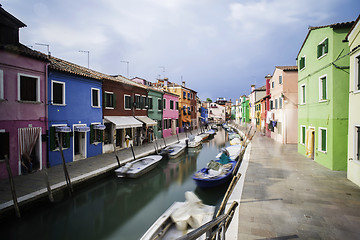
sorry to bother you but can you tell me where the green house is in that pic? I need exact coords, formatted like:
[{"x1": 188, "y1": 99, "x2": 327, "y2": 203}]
[
  {"x1": 147, "y1": 88, "x2": 163, "y2": 139},
  {"x1": 297, "y1": 21, "x2": 353, "y2": 171},
  {"x1": 241, "y1": 96, "x2": 250, "y2": 124}
]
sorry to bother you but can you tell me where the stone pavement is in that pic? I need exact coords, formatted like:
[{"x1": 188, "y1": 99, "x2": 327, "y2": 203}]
[
  {"x1": 236, "y1": 133, "x2": 360, "y2": 239},
  {"x1": 0, "y1": 132, "x2": 191, "y2": 218}
]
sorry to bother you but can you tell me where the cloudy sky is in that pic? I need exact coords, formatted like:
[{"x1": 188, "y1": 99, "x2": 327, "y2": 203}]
[{"x1": 2, "y1": 0, "x2": 359, "y2": 101}]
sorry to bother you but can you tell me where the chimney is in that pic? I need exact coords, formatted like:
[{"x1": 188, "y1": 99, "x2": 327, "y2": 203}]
[
  {"x1": 182, "y1": 81, "x2": 185, "y2": 87},
  {"x1": 265, "y1": 75, "x2": 271, "y2": 95},
  {"x1": 251, "y1": 84, "x2": 255, "y2": 92},
  {"x1": 164, "y1": 77, "x2": 168, "y2": 86}
]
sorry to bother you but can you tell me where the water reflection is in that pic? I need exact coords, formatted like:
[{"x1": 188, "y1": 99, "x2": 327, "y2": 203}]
[{"x1": 2, "y1": 129, "x2": 229, "y2": 240}]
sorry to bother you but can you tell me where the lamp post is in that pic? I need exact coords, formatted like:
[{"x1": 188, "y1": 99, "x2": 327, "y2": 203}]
[
  {"x1": 120, "y1": 61, "x2": 129, "y2": 78},
  {"x1": 35, "y1": 43, "x2": 50, "y2": 55},
  {"x1": 79, "y1": 50, "x2": 90, "y2": 69}
]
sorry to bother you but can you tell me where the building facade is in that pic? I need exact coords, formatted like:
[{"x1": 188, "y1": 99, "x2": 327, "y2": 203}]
[
  {"x1": 162, "y1": 91, "x2": 179, "y2": 138},
  {"x1": 147, "y1": 87, "x2": 163, "y2": 140}
]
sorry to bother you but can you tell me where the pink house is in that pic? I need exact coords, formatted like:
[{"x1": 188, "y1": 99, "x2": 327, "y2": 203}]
[
  {"x1": 162, "y1": 91, "x2": 179, "y2": 138},
  {"x1": 0, "y1": 7, "x2": 49, "y2": 178}
]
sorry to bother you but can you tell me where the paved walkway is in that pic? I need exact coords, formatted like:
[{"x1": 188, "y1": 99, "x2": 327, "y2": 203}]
[
  {"x1": 0, "y1": 132, "x2": 192, "y2": 218},
  {"x1": 236, "y1": 133, "x2": 360, "y2": 239}
]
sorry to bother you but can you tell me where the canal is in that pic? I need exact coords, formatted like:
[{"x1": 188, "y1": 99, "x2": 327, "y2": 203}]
[{"x1": 3, "y1": 129, "x2": 231, "y2": 240}]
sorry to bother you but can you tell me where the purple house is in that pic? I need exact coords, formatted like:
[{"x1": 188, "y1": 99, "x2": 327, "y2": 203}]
[
  {"x1": 162, "y1": 91, "x2": 179, "y2": 138},
  {"x1": 0, "y1": 6, "x2": 49, "y2": 178}
]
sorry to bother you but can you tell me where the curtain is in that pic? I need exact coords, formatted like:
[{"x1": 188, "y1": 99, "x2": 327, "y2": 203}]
[{"x1": 18, "y1": 127, "x2": 41, "y2": 158}]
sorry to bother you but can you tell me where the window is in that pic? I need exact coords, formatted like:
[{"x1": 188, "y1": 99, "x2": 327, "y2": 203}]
[
  {"x1": 90, "y1": 124, "x2": 104, "y2": 144},
  {"x1": 275, "y1": 99, "x2": 278, "y2": 109},
  {"x1": 188, "y1": 92, "x2": 190, "y2": 99},
  {"x1": 279, "y1": 98, "x2": 282, "y2": 109},
  {"x1": 270, "y1": 100, "x2": 273, "y2": 110},
  {"x1": 52, "y1": 80, "x2": 65, "y2": 105},
  {"x1": 356, "y1": 55, "x2": 360, "y2": 91},
  {"x1": 141, "y1": 96, "x2": 146, "y2": 109},
  {"x1": 300, "y1": 84, "x2": 306, "y2": 104},
  {"x1": 279, "y1": 75, "x2": 282, "y2": 84},
  {"x1": 135, "y1": 95, "x2": 141, "y2": 109},
  {"x1": 157, "y1": 120, "x2": 162, "y2": 131},
  {"x1": 299, "y1": 56, "x2": 306, "y2": 70},
  {"x1": 300, "y1": 126, "x2": 306, "y2": 145},
  {"x1": 168, "y1": 119, "x2": 172, "y2": 129},
  {"x1": 91, "y1": 88, "x2": 100, "y2": 107},
  {"x1": 191, "y1": 93, "x2": 193, "y2": 99},
  {"x1": 176, "y1": 101, "x2": 179, "y2": 110},
  {"x1": 18, "y1": 73, "x2": 40, "y2": 102},
  {"x1": 164, "y1": 119, "x2": 168, "y2": 129},
  {"x1": 356, "y1": 126, "x2": 360, "y2": 161},
  {"x1": 50, "y1": 126, "x2": 70, "y2": 151},
  {"x1": 163, "y1": 99, "x2": 166, "y2": 110},
  {"x1": 170, "y1": 100, "x2": 174, "y2": 110},
  {"x1": 158, "y1": 98, "x2": 162, "y2": 110},
  {"x1": 104, "y1": 123, "x2": 112, "y2": 144},
  {"x1": 0, "y1": 131, "x2": 9, "y2": 160},
  {"x1": 319, "y1": 128, "x2": 327, "y2": 152},
  {"x1": 0, "y1": 70, "x2": 3, "y2": 100},
  {"x1": 183, "y1": 106, "x2": 187, "y2": 115},
  {"x1": 191, "y1": 106, "x2": 194, "y2": 112},
  {"x1": 183, "y1": 91, "x2": 186, "y2": 99},
  {"x1": 319, "y1": 75, "x2": 327, "y2": 101},
  {"x1": 317, "y1": 38, "x2": 328, "y2": 59},
  {"x1": 124, "y1": 95, "x2": 132, "y2": 109},
  {"x1": 148, "y1": 97, "x2": 153, "y2": 110},
  {"x1": 271, "y1": 81, "x2": 274, "y2": 88},
  {"x1": 104, "y1": 92, "x2": 115, "y2": 109}
]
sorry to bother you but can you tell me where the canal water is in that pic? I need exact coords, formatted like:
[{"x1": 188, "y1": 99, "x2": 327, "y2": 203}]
[{"x1": 3, "y1": 129, "x2": 231, "y2": 240}]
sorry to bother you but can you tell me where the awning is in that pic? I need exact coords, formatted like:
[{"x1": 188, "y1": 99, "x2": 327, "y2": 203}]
[
  {"x1": 104, "y1": 116, "x2": 143, "y2": 129},
  {"x1": 135, "y1": 116, "x2": 157, "y2": 127},
  {"x1": 93, "y1": 124, "x2": 106, "y2": 130},
  {"x1": 55, "y1": 126, "x2": 71, "y2": 133},
  {"x1": 74, "y1": 126, "x2": 90, "y2": 132}
]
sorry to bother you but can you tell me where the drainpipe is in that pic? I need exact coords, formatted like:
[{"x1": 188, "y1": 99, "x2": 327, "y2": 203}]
[{"x1": 45, "y1": 62, "x2": 50, "y2": 168}]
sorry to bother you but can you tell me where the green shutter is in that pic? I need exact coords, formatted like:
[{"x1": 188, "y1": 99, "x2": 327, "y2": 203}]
[
  {"x1": 321, "y1": 129, "x2": 326, "y2": 151},
  {"x1": 113, "y1": 94, "x2": 116, "y2": 109},
  {"x1": 90, "y1": 125, "x2": 94, "y2": 144},
  {"x1": 317, "y1": 44, "x2": 321, "y2": 58},
  {"x1": 66, "y1": 132, "x2": 70, "y2": 149},
  {"x1": 357, "y1": 127, "x2": 360, "y2": 160},
  {"x1": 322, "y1": 78, "x2": 327, "y2": 99},
  {"x1": 104, "y1": 92, "x2": 107, "y2": 108},
  {"x1": 302, "y1": 127, "x2": 305, "y2": 144},
  {"x1": 324, "y1": 39, "x2": 328, "y2": 54},
  {"x1": 50, "y1": 126, "x2": 56, "y2": 151},
  {"x1": 100, "y1": 129, "x2": 104, "y2": 142}
]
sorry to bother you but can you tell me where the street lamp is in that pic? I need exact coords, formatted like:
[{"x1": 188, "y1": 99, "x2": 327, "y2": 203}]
[
  {"x1": 120, "y1": 61, "x2": 129, "y2": 78},
  {"x1": 79, "y1": 50, "x2": 90, "y2": 69},
  {"x1": 35, "y1": 43, "x2": 50, "y2": 55}
]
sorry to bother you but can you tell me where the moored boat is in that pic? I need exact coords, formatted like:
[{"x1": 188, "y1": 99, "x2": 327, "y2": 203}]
[
  {"x1": 215, "y1": 145, "x2": 243, "y2": 161},
  {"x1": 182, "y1": 135, "x2": 203, "y2": 148},
  {"x1": 198, "y1": 132, "x2": 210, "y2": 141},
  {"x1": 115, "y1": 155, "x2": 163, "y2": 178},
  {"x1": 161, "y1": 143, "x2": 187, "y2": 159}
]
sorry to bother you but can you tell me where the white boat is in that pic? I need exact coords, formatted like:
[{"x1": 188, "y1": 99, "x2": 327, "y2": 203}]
[
  {"x1": 198, "y1": 132, "x2": 210, "y2": 141},
  {"x1": 216, "y1": 145, "x2": 243, "y2": 161},
  {"x1": 229, "y1": 138, "x2": 242, "y2": 145},
  {"x1": 141, "y1": 192, "x2": 215, "y2": 240},
  {"x1": 115, "y1": 155, "x2": 163, "y2": 178},
  {"x1": 205, "y1": 129, "x2": 216, "y2": 136},
  {"x1": 181, "y1": 135, "x2": 202, "y2": 148},
  {"x1": 163, "y1": 143, "x2": 187, "y2": 159}
]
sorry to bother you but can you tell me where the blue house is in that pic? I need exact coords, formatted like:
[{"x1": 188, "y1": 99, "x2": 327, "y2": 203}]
[
  {"x1": 200, "y1": 106, "x2": 208, "y2": 123},
  {"x1": 47, "y1": 56, "x2": 104, "y2": 166}
]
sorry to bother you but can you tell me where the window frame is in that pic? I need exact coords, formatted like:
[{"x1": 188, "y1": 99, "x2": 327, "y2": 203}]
[
  {"x1": 135, "y1": 94, "x2": 141, "y2": 109},
  {"x1": 353, "y1": 53, "x2": 360, "y2": 93},
  {"x1": 299, "y1": 55, "x2": 306, "y2": 71},
  {"x1": 17, "y1": 73, "x2": 40, "y2": 102},
  {"x1": 51, "y1": 80, "x2": 66, "y2": 105},
  {"x1": 300, "y1": 84, "x2": 306, "y2": 105},
  {"x1": 318, "y1": 74, "x2": 328, "y2": 102},
  {"x1": 158, "y1": 98, "x2": 162, "y2": 111},
  {"x1": 163, "y1": 99, "x2": 166, "y2": 110},
  {"x1": 279, "y1": 75, "x2": 283, "y2": 84},
  {"x1": 90, "y1": 123, "x2": 104, "y2": 144},
  {"x1": 318, "y1": 127, "x2": 327, "y2": 153},
  {"x1": 50, "y1": 124, "x2": 70, "y2": 151},
  {"x1": 124, "y1": 94, "x2": 132, "y2": 110},
  {"x1": 91, "y1": 88, "x2": 100, "y2": 108},
  {"x1": 148, "y1": 96, "x2": 153, "y2": 110},
  {"x1": 300, "y1": 125, "x2": 306, "y2": 145},
  {"x1": 355, "y1": 125, "x2": 360, "y2": 161},
  {"x1": 317, "y1": 38, "x2": 328, "y2": 59},
  {"x1": 170, "y1": 100, "x2": 174, "y2": 110},
  {"x1": 104, "y1": 91, "x2": 115, "y2": 109}
]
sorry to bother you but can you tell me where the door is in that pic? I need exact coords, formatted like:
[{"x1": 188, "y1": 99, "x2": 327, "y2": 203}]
[
  {"x1": 74, "y1": 130, "x2": 86, "y2": 161},
  {"x1": 305, "y1": 128, "x2": 315, "y2": 160}
]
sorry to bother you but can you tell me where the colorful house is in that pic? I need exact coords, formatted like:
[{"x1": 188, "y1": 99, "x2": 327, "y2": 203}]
[
  {"x1": 345, "y1": 15, "x2": 360, "y2": 186},
  {"x1": 190, "y1": 89, "x2": 198, "y2": 130},
  {"x1": 200, "y1": 104, "x2": 208, "y2": 124},
  {"x1": 208, "y1": 102, "x2": 225, "y2": 123},
  {"x1": 249, "y1": 85, "x2": 266, "y2": 126},
  {"x1": 162, "y1": 91, "x2": 179, "y2": 138},
  {"x1": 268, "y1": 66, "x2": 298, "y2": 144},
  {"x1": 47, "y1": 57, "x2": 104, "y2": 166},
  {"x1": 240, "y1": 96, "x2": 250, "y2": 124},
  {"x1": 146, "y1": 87, "x2": 163, "y2": 140},
  {"x1": 0, "y1": 7, "x2": 49, "y2": 178},
  {"x1": 297, "y1": 21, "x2": 353, "y2": 170}
]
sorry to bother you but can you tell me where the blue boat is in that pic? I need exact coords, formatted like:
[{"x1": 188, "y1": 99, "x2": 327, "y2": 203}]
[{"x1": 192, "y1": 160, "x2": 236, "y2": 188}]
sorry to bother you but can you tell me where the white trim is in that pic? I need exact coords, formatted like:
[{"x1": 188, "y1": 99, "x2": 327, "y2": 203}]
[
  {"x1": 91, "y1": 88, "x2": 100, "y2": 108},
  {"x1": 0, "y1": 69, "x2": 3, "y2": 99},
  {"x1": 354, "y1": 125, "x2": 360, "y2": 162},
  {"x1": 353, "y1": 52, "x2": 360, "y2": 94},
  {"x1": 300, "y1": 125, "x2": 306, "y2": 145},
  {"x1": 135, "y1": 94, "x2": 141, "y2": 109},
  {"x1": 299, "y1": 55, "x2": 306, "y2": 71},
  {"x1": 317, "y1": 37, "x2": 328, "y2": 60},
  {"x1": 148, "y1": 96, "x2": 153, "y2": 110},
  {"x1": 141, "y1": 95, "x2": 147, "y2": 109},
  {"x1": 318, "y1": 74, "x2": 328, "y2": 102},
  {"x1": 124, "y1": 94, "x2": 132, "y2": 110},
  {"x1": 51, "y1": 80, "x2": 66, "y2": 105},
  {"x1": 17, "y1": 73, "x2": 40, "y2": 102},
  {"x1": 300, "y1": 84, "x2": 306, "y2": 105},
  {"x1": 318, "y1": 127, "x2": 327, "y2": 153},
  {"x1": 104, "y1": 91, "x2": 114, "y2": 109},
  {"x1": 73, "y1": 124, "x2": 87, "y2": 161}
]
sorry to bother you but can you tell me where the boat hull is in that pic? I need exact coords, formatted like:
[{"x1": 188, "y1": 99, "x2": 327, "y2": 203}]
[
  {"x1": 192, "y1": 161, "x2": 236, "y2": 188},
  {"x1": 115, "y1": 155, "x2": 163, "y2": 178}
]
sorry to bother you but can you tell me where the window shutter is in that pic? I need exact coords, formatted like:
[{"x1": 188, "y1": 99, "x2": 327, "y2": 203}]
[
  {"x1": 90, "y1": 125, "x2": 94, "y2": 144},
  {"x1": 321, "y1": 129, "x2": 326, "y2": 151},
  {"x1": 324, "y1": 39, "x2": 328, "y2": 54},
  {"x1": 357, "y1": 127, "x2": 360, "y2": 160},
  {"x1": 113, "y1": 94, "x2": 116, "y2": 109},
  {"x1": 322, "y1": 78, "x2": 327, "y2": 99},
  {"x1": 104, "y1": 92, "x2": 107, "y2": 107},
  {"x1": 65, "y1": 132, "x2": 70, "y2": 149},
  {"x1": 317, "y1": 44, "x2": 321, "y2": 58},
  {"x1": 50, "y1": 126, "x2": 56, "y2": 151},
  {"x1": 302, "y1": 127, "x2": 305, "y2": 144}
]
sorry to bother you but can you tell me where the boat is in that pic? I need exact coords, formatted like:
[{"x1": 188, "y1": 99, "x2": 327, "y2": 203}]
[
  {"x1": 192, "y1": 160, "x2": 236, "y2": 188},
  {"x1": 205, "y1": 129, "x2": 216, "y2": 137},
  {"x1": 210, "y1": 124, "x2": 218, "y2": 130},
  {"x1": 215, "y1": 145, "x2": 243, "y2": 161},
  {"x1": 228, "y1": 133, "x2": 241, "y2": 141},
  {"x1": 141, "y1": 191, "x2": 215, "y2": 240},
  {"x1": 182, "y1": 135, "x2": 203, "y2": 148},
  {"x1": 229, "y1": 138, "x2": 242, "y2": 145},
  {"x1": 115, "y1": 155, "x2": 163, "y2": 178},
  {"x1": 161, "y1": 143, "x2": 187, "y2": 159},
  {"x1": 198, "y1": 132, "x2": 210, "y2": 141}
]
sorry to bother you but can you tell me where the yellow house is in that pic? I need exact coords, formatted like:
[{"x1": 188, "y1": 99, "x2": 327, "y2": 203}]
[{"x1": 346, "y1": 15, "x2": 360, "y2": 187}]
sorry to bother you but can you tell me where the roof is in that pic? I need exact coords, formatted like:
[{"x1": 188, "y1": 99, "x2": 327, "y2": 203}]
[
  {"x1": 255, "y1": 85, "x2": 266, "y2": 91},
  {"x1": 0, "y1": 43, "x2": 49, "y2": 62},
  {"x1": 275, "y1": 66, "x2": 298, "y2": 71},
  {"x1": 0, "y1": 5, "x2": 26, "y2": 29},
  {"x1": 345, "y1": 14, "x2": 360, "y2": 41},
  {"x1": 297, "y1": 20, "x2": 354, "y2": 58}
]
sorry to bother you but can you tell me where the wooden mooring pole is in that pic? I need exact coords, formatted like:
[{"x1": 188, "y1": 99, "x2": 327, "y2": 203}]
[
  {"x1": 3, "y1": 158, "x2": 21, "y2": 218},
  {"x1": 42, "y1": 166, "x2": 54, "y2": 202},
  {"x1": 56, "y1": 134, "x2": 73, "y2": 195},
  {"x1": 215, "y1": 173, "x2": 241, "y2": 218}
]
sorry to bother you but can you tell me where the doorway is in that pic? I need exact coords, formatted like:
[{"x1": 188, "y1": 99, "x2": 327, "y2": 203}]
[
  {"x1": 306, "y1": 127, "x2": 315, "y2": 160},
  {"x1": 73, "y1": 125, "x2": 87, "y2": 161}
]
